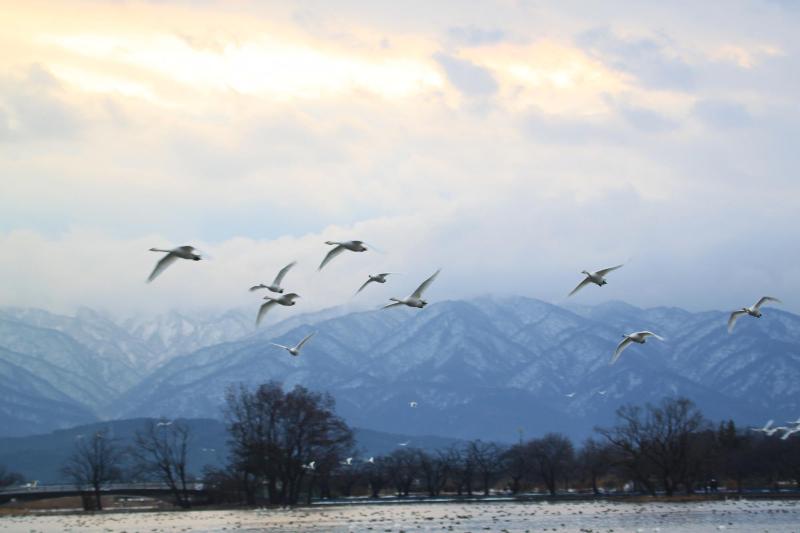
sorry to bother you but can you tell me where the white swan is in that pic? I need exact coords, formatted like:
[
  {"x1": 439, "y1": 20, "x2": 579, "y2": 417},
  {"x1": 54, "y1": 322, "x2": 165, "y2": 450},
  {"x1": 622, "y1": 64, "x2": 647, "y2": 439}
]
[
  {"x1": 256, "y1": 293, "x2": 300, "y2": 326},
  {"x1": 270, "y1": 331, "x2": 316, "y2": 357},
  {"x1": 568, "y1": 264, "x2": 623, "y2": 297},
  {"x1": 356, "y1": 273, "x2": 394, "y2": 294},
  {"x1": 318, "y1": 240, "x2": 369, "y2": 270},
  {"x1": 250, "y1": 261, "x2": 297, "y2": 294},
  {"x1": 147, "y1": 246, "x2": 201, "y2": 282},
  {"x1": 383, "y1": 269, "x2": 440, "y2": 309},
  {"x1": 728, "y1": 296, "x2": 782, "y2": 333},
  {"x1": 750, "y1": 419, "x2": 774, "y2": 434},
  {"x1": 302, "y1": 461, "x2": 316, "y2": 471},
  {"x1": 610, "y1": 331, "x2": 665, "y2": 365}
]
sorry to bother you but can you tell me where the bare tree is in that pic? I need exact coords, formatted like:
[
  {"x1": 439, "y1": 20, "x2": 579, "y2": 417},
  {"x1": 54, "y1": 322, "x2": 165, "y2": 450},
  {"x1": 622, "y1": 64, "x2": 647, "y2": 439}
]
[
  {"x1": 416, "y1": 449, "x2": 451, "y2": 497},
  {"x1": 527, "y1": 433, "x2": 574, "y2": 496},
  {"x1": 62, "y1": 430, "x2": 122, "y2": 510},
  {"x1": 467, "y1": 440, "x2": 504, "y2": 496},
  {"x1": 224, "y1": 382, "x2": 353, "y2": 506},
  {"x1": 132, "y1": 420, "x2": 193, "y2": 508},
  {"x1": 385, "y1": 448, "x2": 418, "y2": 496},
  {"x1": 501, "y1": 443, "x2": 531, "y2": 494},
  {"x1": 577, "y1": 438, "x2": 612, "y2": 495},
  {"x1": 596, "y1": 396, "x2": 709, "y2": 495}
]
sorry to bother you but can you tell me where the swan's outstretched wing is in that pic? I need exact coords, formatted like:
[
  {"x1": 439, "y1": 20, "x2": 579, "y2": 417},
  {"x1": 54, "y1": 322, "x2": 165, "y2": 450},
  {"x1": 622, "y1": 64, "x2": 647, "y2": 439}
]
[
  {"x1": 728, "y1": 310, "x2": 747, "y2": 333},
  {"x1": 596, "y1": 264, "x2": 623, "y2": 277},
  {"x1": 295, "y1": 331, "x2": 316, "y2": 351},
  {"x1": 269, "y1": 342, "x2": 289, "y2": 351},
  {"x1": 147, "y1": 252, "x2": 178, "y2": 283},
  {"x1": 256, "y1": 300, "x2": 277, "y2": 326},
  {"x1": 249, "y1": 284, "x2": 266, "y2": 292},
  {"x1": 273, "y1": 261, "x2": 297, "y2": 286},
  {"x1": 640, "y1": 331, "x2": 665, "y2": 341},
  {"x1": 754, "y1": 296, "x2": 781, "y2": 310},
  {"x1": 411, "y1": 269, "x2": 441, "y2": 299},
  {"x1": 568, "y1": 277, "x2": 592, "y2": 297},
  {"x1": 382, "y1": 302, "x2": 404, "y2": 310},
  {"x1": 355, "y1": 279, "x2": 374, "y2": 294},
  {"x1": 318, "y1": 245, "x2": 344, "y2": 270},
  {"x1": 610, "y1": 337, "x2": 633, "y2": 365}
]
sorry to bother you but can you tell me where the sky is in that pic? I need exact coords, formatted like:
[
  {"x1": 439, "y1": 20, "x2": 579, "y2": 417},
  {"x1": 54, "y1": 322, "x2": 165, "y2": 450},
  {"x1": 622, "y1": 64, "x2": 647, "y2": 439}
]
[{"x1": 1, "y1": 0, "x2": 799, "y2": 318}]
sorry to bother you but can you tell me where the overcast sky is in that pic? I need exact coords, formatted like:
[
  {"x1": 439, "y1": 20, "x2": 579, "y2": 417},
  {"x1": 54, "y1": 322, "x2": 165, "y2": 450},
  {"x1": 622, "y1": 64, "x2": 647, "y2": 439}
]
[{"x1": 1, "y1": 0, "x2": 798, "y2": 317}]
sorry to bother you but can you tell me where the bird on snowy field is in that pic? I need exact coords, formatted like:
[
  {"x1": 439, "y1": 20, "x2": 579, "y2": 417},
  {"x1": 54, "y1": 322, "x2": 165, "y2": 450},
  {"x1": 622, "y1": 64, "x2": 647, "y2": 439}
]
[
  {"x1": 383, "y1": 269, "x2": 440, "y2": 309},
  {"x1": 270, "y1": 332, "x2": 316, "y2": 357},
  {"x1": 356, "y1": 273, "x2": 394, "y2": 294},
  {"x1": 147, "y1": 246, "x2": 202, "y2": 282},
  {"x1": 610, "y1": 331, "x2": 665, "y2": 365},
  {"x1": 728, "y1": 296, "x2": 782, "y2": 333},
  {"x1": 256, "y1": 293, "x2": 300, "y2": 326},
  {"x1": 318, "y1": 241, "x2": 369, "y2": 270},
  {"x1": 568, "y1": 264, "x2": 623, "y2": 297},
  {"x1": 250, "y1": 261, "x2": 297, "y2": 294}
]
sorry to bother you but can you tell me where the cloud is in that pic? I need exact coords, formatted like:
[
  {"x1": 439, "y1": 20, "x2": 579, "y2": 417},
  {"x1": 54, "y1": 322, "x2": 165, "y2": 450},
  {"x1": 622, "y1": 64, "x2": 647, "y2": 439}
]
[
  {"x1": 447, "y1": 26, "x2": 507, "y2": 46},
  {"x1": 576, "y1": 28, "x2": 695, "y2": 91},
  {"x1": 692, "y1": 98, "x2": 753, "y2": 128},
  {"x1": 433, "y1": 52, "x2": 498, "y2": 96}
]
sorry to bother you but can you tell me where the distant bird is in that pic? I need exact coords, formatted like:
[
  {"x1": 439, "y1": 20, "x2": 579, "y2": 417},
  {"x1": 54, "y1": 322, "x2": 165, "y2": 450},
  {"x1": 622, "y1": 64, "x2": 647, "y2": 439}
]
[
  {"x1": 256, "y1": 293, "x2": 300, "y2": 326},
  {"x1": 340, "y1": 457, "x2": 353, "y2": 466},
  {"x1": 302, "y1": 461, "x2": 316, "y2": 471},
  {"x1": 147, "y1": 246, "x2": 202, "y2": 282},
  {"x1": 727, "y1": 297, "x2": 782, "y2": 333},
  {"x1": 398, "y1": 441, "x2": 410, "y2": 447},
  {"x1": 249, "y1": 261, "x2": 297, "y2": 294},
  {"x1": 568, "y1": 264, "x2": 623, "y2": 297},
  {"x1": 610, "y1": 331, "x2": 664, "y2": 365},
  {"x1": 156, "y1": 420, "x2": 172, "y2": 427},
  {"x1": 787, "y1": 417, "x2": 800, "y2": 426},
  {"x1": 765, "y1": 425, "x2": 788, "y2": 437},
  {"x1": 270, "y1": 332, "x2": 316, "y2": 357},
  {"x1": 597, "y1": 390, "x2": 607, "y2": 396},
  {"x1": 781, "y1": 427, "x2": 800, "y2": 440},
  {"x1": 383, "y1": 269, "x2": 440, "y2": 309},
  {"x1": 751, "y1": 420, "x2": 774, "y2": 434},
  {"x1": 565, "y1": 392, "x2": 576, "y2": 398},
  {"x1": 201, "y1": 448, "x2": 216, "y2": 452},
  {"x1": 356, "y1": 273, "x2": 394, "y2": 294},
  {"x1": 319, "y1": 240, "x2": 369, "y2": 270},
  {"x1": 366, "y1": 457, "x2": 375, "y2": 464},
  {"x1": 409, "y1": 401, "x2": 418, "y2": 408}
]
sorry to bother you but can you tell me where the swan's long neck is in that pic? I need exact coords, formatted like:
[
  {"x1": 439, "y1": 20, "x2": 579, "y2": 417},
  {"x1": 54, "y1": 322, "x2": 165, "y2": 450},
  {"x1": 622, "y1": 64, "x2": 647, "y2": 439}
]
[
  {"x1": 149, "y1": 248, "x2": 171, "y2": 253},
  {"x1": 325, "y1": 241, "x2": 340, "y2": 245}
]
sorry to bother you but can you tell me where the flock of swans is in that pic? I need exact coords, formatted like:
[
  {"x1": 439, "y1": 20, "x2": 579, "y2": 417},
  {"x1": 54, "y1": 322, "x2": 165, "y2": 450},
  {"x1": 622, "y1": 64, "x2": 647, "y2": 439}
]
[{"x1": 146, "y1": 245, "x2": 783, "y2": 367}]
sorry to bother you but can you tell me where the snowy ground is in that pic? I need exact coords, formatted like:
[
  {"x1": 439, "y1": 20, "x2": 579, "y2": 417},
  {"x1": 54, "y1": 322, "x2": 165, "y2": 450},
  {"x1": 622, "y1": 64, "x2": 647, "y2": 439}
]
[{"x1": 1, "y1": 499, "x2": 799, "y2": 532}]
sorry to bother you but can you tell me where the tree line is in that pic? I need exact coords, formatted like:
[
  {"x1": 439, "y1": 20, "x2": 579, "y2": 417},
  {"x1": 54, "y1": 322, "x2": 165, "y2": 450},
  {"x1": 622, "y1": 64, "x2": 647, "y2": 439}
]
[{"x1": 3, "y1": 383, "x2": 800, "y2": 509}]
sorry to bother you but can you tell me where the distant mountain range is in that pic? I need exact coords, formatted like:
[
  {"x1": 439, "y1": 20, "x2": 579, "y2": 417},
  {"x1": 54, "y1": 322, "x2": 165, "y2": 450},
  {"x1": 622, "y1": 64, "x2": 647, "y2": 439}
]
[{"x1": 1, "y1": 298, "x2": 798, "y2": 441}]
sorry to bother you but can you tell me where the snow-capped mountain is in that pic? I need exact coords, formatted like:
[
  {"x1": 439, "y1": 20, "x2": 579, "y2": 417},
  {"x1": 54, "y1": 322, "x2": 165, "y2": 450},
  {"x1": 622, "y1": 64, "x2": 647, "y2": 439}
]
[{"x1": 1, "y1": 298, "x2": 798, "y2": 440}]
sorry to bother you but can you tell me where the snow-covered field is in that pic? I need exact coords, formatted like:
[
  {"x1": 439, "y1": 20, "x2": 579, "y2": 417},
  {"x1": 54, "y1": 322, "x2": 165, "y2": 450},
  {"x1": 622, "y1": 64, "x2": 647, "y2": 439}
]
[{"x1": 1, "y1": 499, "x2": 800, "y2": 532}]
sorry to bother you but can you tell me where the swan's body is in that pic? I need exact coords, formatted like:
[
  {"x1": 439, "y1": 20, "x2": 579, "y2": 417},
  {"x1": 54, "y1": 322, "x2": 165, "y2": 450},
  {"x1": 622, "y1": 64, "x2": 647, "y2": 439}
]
[
  {"x1": 270, "y1": 331, "x2": 316, "y2": 356},
  {"x1": 319, "y1": 240, "x2": 368, "y2": 270},
  {"x1": 366, "y1": 457, "x2": 375, "y2": 464},
  {"x1": 341, "y1": 457, "x2": 353, "y2": 466},
  {"x1": 568, "y1": 264, "x2": 623, "y2": 297},
  {"x1": 256, "y1": 293, "x2": 300, "y2": 326},
  {"x1": 610, "y1": 331, "x2": 665, "y2": 365},
  {"x1": 751, "y1": 420, "x2": 774, "y2": 434},
  {"x1": 409, "y1": 401, "x2": 418, "y2": 408},
  {"x1": 147, "y1": 246, "x2": 201, "y2": 282},
  {"x1": 398, "y1": 441, "x2": 410, "y2": 447},
  {"x1": 565, "y1": 392, "x2": 576, "y2": 398},
  {"x1": 356, "y1": 273, "x2": 393, "y2": 294},
  {"x1": 728, "y1": 296, "x2": 782, "y2": 333},
  {"x1": 302, "y1": 461, "x2": 316, "y2": 471},
  {"x1": 250, "y1": 261, "x2": 297, "y2": 294},
  {"x1": 383, "y1": 269, "x2": 440, "y2": 309}
]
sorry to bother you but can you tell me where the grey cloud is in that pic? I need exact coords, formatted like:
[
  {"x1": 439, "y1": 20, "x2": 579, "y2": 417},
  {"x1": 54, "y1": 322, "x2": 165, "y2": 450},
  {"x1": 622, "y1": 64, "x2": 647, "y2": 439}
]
[
  {"x1": 434, "y1": 52, "x2": 498, "y2": 96},
  {"x1": 613, "y1": 101, "x2": 679, "y2": 133},
  {"x1": 0, "y1": 64, "x2": 83, "y2": 142},
  {"x1": 692, "y1": 99, "x2": 753, "y2": 129},
  {"x1": 447, "y1": 25, "x2": 506, "y2": 46},
  {"x1": 577, "y1": 28, "x2": 695, "y2": 91}
]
